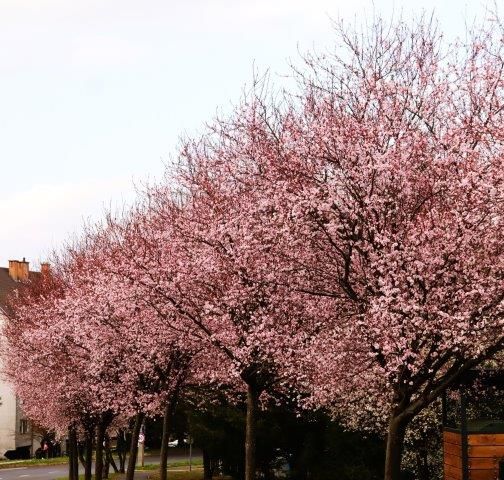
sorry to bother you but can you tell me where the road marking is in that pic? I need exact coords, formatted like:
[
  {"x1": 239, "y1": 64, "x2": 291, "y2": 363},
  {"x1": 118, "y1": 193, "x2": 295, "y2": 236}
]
[{"x1": 18, "y1": 475, "x2": 30, "y2": 477}]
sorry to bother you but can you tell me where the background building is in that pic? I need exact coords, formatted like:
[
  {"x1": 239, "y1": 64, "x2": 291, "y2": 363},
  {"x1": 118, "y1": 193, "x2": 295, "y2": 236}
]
[{"x1": 0, "y1": 259, "x2": 41, "y2": 459}]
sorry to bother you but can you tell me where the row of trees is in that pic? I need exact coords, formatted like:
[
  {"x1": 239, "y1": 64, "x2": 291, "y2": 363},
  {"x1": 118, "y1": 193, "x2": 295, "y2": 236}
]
[
  {"x1": 2, "y1": 16, "x2": 504, "y2": 480},
  {"x1": 176, "y1": 399, "x2": 386, "y2": 480}
]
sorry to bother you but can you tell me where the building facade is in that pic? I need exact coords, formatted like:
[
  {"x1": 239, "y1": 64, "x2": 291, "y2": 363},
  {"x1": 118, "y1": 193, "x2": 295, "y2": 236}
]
[{"x1": 0, "y1": 259, "x2": 42, "y2": 458}]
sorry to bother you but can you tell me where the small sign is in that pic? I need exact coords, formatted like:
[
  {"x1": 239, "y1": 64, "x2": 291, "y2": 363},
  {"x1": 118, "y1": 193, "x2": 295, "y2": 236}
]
[{"x1": 138, "y1": 433, "x2": 145, "y2": 444}]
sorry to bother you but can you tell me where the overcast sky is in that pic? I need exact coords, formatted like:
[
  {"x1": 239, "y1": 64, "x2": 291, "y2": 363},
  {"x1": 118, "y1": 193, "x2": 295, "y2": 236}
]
[{"x1": 0, "y1": 0, "x2": 495, "y2": 268}]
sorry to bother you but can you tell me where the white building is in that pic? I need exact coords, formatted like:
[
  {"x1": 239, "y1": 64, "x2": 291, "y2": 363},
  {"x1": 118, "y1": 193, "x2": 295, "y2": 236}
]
[{"x1": 0, "y1": 259, "x2": 42, "y2": 459}]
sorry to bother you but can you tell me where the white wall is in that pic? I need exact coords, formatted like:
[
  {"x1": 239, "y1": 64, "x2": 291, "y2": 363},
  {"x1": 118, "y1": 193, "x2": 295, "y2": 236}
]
[{"x1": 0, "y1": 310, "x2": 17, "y2": 457}]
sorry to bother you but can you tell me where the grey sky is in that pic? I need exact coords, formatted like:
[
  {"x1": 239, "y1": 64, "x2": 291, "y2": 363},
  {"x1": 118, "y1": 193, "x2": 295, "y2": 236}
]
[{"x1": 0, "y1": 0, "x2": 493, "y2": 267}]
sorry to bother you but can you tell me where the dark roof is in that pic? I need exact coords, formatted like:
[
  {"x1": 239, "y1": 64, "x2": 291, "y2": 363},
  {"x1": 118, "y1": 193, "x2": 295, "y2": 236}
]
[
  {"x1": 0, "y1": 267, "x2": 40, "y2": 313},
  {"x1": 0, "y1": 267, "x2": 16, "y2": 312}
]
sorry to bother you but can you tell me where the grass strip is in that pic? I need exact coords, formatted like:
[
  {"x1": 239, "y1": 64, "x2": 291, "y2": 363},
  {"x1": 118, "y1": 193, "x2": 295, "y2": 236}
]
[{"x1": 0, "y1": 457, "x2": 68, "y2": 469}]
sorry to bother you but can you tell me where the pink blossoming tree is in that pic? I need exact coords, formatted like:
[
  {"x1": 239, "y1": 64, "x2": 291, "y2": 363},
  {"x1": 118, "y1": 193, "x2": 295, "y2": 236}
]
[{"x1": 239, "y1": 17, "x2": 504, "y2": 480}]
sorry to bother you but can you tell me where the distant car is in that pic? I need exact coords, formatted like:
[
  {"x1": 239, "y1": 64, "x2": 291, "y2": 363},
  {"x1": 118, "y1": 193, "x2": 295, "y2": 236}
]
[
  {"x1": 4, "y1": 446, "x2": 30, "y2": 460},
  {"x1": 168, "y1": 437, "x2": 190, "y2": 447}
]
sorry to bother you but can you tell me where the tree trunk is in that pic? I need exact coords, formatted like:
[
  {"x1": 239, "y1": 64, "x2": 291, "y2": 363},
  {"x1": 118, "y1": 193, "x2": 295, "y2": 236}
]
[
  {"x1": 68, "y1": 427, "x2": 75, "y2": 480},
  {"x1": 95, "y1": 420, "x2": 106, "y2": 480},
  {"x1": 203, "y1": 448, "x2": 213, "y2": 480},
  {"x1": 245, "y1": 382, "x2": 260, "y2": 480},
  {"x1": 160, "y1": 393, "x2": 179, "y2": 480},
  {"x1": 126, "y1": 413, "x2": 145, "y2": 480},
  {"x1": 103, "y1": 434, "x2": 111, "y2": 479},
  {"x1": 73, "y1": 433, "x2": 79, "y2": 480},
  {"x1": 384, "y1": 415, "x2": 407, "y2": 480},
  {"x1": 68, "y1": 426, "x2": 79, "y2": 480},
  {"x1": 84, "y1": 432, "x2": 93, "y2": 480},
  {"x1": 106, "y1": 433, "x2": 119, "y2": 475},
  {"x1": 117, "y1": 429, "x2": 127, "y2": 473},
  {"x1": 78, "y1": 443, "x2": 86, "y2": 469}
]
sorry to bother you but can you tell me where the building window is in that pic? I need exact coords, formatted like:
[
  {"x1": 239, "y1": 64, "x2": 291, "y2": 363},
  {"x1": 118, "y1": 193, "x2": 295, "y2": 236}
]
[{"x1": 19, "y1": 419, "x2": 29, "y2": 434}]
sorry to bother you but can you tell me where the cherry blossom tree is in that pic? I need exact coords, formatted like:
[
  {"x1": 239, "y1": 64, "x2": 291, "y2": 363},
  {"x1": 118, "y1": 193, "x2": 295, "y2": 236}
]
[
  {"x1": 101, "y1": 160, "x2": 319, "y2": 480},
  {"x1": 1, "y1": 262, "x2": 101, "y2": 480},
  {"x1": 242, "y1": 16, "x2": 504, "y2": 480},
  {"x1": 79, "y1": 220, "x2": 209, "y2": 480},
  {"x1": 2, "y1": 233, "x2": 201, "y2": 480},
  {"x1": 159, "y1": 15, "x2": 504, "y2": 480}
]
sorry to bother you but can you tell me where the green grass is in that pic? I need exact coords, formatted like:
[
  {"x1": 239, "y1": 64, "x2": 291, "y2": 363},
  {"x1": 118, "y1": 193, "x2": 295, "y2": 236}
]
[
  {"x1": 137, "y1": 460, "x2": 203, "y2": 471},
  {"x1": 54, "y1": 464, "x2": 206, "y2": 480},
  {"x1": 0, "y1": 454, "x2": 199, "y2": 471},
  {"x1": 0, "y1": 451, "x2": 164, "y2": 470},
  {"x1": 56, "y1": 471, "x2": 219, "y2": 480},
  {"x1": 55, "y1": 473, "x2": 125, "y2": 480},
  {"x1": 0, "y1": 457, "x2": 68, "y2": 469},
  {"x1": 149, "y1": 472, "x2": 232, "y2": 480},
  {"x1": 149, "y1": 473, "x2": 203, "y2": 480}
]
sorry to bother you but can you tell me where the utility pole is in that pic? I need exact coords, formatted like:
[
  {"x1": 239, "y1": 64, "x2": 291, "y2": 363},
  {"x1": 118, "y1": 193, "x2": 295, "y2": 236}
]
[
  {"x1": 137, "y1": 422, "x2": 145, "y2": 467},
  {"x1": 188, "y1": 435, "x2": 193, "y2": 472}
]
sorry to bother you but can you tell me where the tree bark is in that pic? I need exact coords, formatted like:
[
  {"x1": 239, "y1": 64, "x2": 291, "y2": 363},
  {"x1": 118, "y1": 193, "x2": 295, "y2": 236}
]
[
  {"x1": 78, "y1": 444, "x2": 86, "y2": 469},
  {"x1": 203, "y1": 448, "x2": 213, "y2": 480},
  {"x1": 68, "y1": 427, "x2": 74, "y2": 480},
  {"x1": 95, "y1": 420, "x2": 106, "y2": 480},
  {"x1": 106, "y1": 433, "x2": 119, "y2": 474},
  {"x1": 68, "y1": 426, "x2": 79, "y2": 480},
  {"x1": 384, "y1": 415, "x2": 407, "y2": 480},
  {"x1": 117, "y1": 429, "x2": 127, "y2": 473},
  {"x1": 103, "y1": 434, "x2": 111, "y2": 479},
  {"x1": 126, "y1": 413, "x2": 145, "y2": 480},
  {"x1": 84, "y1": 432, "x2": 93, "y2": 480},
  {"x1": 73, "y1": 432, "x2": 79, "y2": 480},
  {"x1": 245, "y1": 382, "x2": 260, "y2": 480},
  {"x1": 160, "y1": 393, "x2": 179, "y2": 480}
]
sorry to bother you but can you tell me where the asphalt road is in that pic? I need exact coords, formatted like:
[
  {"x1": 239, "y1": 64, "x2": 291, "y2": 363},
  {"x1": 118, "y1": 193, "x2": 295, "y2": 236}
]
[
  {"x1": 0, "y1": 452, "x2": 203, "y2": 480},
  {"x1": 0, "y1": 464, "x2": 72, "y2": 480}
]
